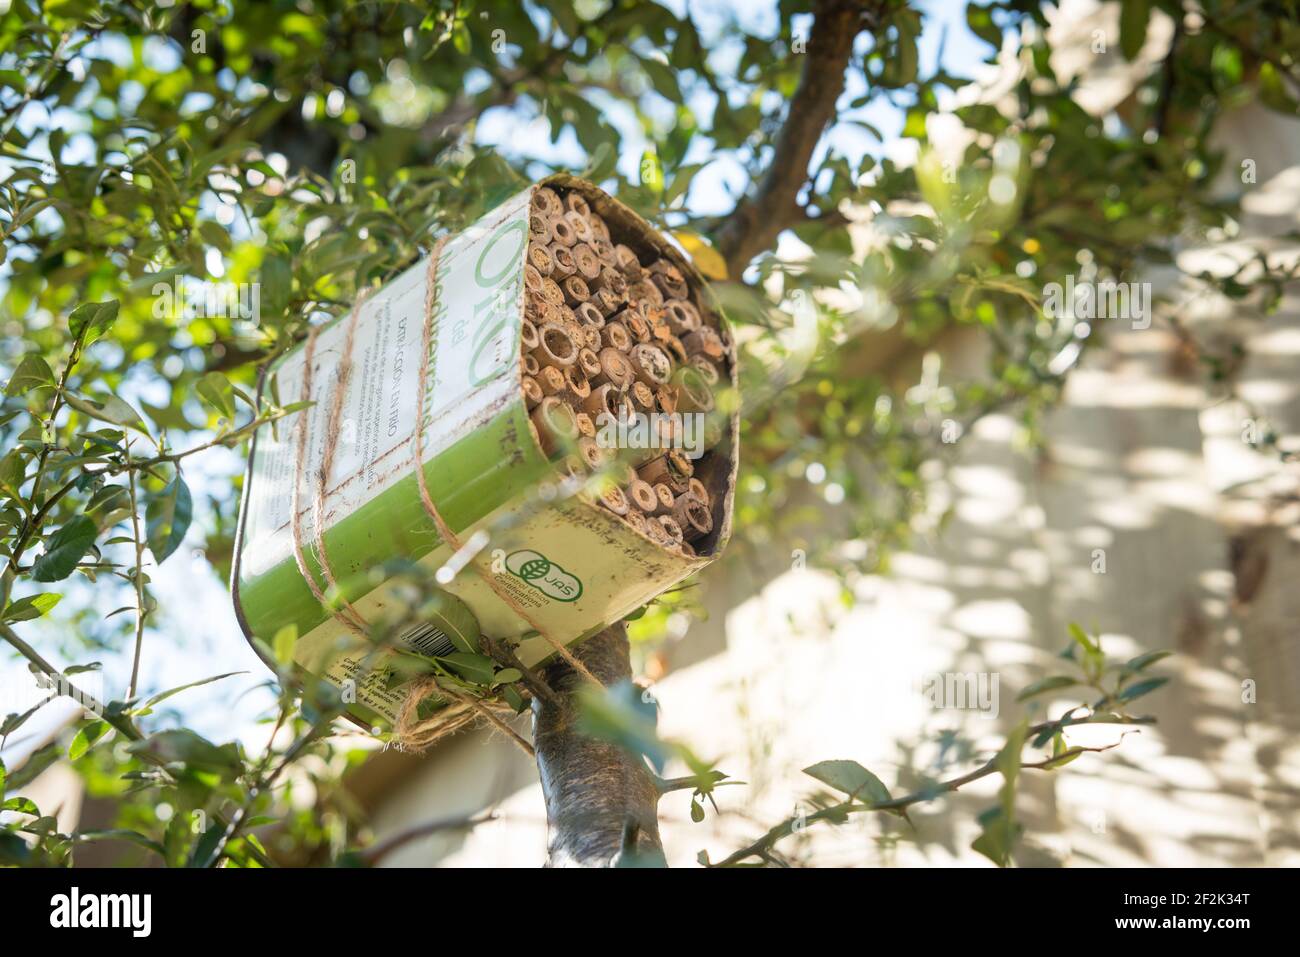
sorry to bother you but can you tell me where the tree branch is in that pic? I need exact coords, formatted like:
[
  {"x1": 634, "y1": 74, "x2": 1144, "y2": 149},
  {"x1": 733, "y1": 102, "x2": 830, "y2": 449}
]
[
  {"x1": 531, "y1": 623, "x2": 665, "y2": 867},
  {"x1": 714, "y1": 0, "x2": 880, "y2": 278}
]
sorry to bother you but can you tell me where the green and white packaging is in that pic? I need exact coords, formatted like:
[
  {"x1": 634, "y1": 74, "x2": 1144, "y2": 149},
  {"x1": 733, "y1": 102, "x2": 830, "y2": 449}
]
[{"x1": 231, "y1": 177, "x2": 738, "y2": 730}]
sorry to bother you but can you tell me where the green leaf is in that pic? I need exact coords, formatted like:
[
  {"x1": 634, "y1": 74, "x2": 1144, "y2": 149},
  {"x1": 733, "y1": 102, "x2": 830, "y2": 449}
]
[
  {"x1": 196, "y1": 372, "x2": 236, "y2": 421},
  {"x1": 437, "y1": 652, "x2": 497, "y2": 685},
  {"x1": 1121, "y1": 650, "x2": 1171, "y2": 673},
  {"x1": 802, "y1": 759, "x2": 891, "y2": 804},
  {"x1": 1067, "y1": 622, "x2": 1097, "y2": 653},
  {"x1": 63, "y1": 392, "x2": 148, "y2": 432},
  {"x1": 1016, "y1": 674, "x2": 1077, "y2": 701},
  {"x1": 261, "y1": 253, "x2": 292, "y2": 317},
  {"x1": 0, "y1": 831, "x2": 31, "y2": 865},
  {"x1": 966, "y1": 4, "x2": 1002, "y2": 49},
  {"x1": 127, "y1": 729, "x2": 243, "y2": 775},
  {"x1": 1, "y1": 592, "x2": 62, "y2": 623},
  {"x1": 31, "y1": 515, "x2": 97, "y2": 582},
  {"x1": 145, "y1": 474, "x2": 192, "y2": 563},
  {"x1": 273, "y1": 624, "x2": 297, "y2": 667},
  {"x1": 136, "y1": 671, "x2": 244, "y2": 712},
  {"x1": 68, "y1": 720, "x2": 109, "y2": 761},
  {"x1": 971, "y1": 719, "x2": 1027, "y2": 866},
  {"x1": 68, "y1": 299, "x2": 120, "y2": 347},
  {"x1": 1117, "y1": 676, "x2": 1168, "y2": 702},
  {"x1": 1119, "y1": 0, "x2": 1150, "y2": 61},
  {"x1": 4, "y1": 354, "x2": 55, "y2": 396},
  {"x1": 1, "y1": 796, "x2": 39, "y2": 815}
]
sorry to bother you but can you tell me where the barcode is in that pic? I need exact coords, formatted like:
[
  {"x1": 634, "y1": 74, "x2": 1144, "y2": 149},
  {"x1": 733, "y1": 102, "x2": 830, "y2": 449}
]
[{"x1": 399, "y1": 622, "x2": 456, "y2": 659}]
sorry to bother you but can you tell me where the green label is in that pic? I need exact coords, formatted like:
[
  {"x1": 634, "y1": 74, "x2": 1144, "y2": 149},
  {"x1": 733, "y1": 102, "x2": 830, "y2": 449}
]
[{"x1": 505, "y1": 549, "x2": 584, "y2": 602}]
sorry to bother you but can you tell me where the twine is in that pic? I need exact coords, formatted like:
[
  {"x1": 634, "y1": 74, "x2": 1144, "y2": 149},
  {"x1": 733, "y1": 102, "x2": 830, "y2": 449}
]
[
  {"x1": 408, "y1": 241, "x2": 602, "y2": 687},
  {"x1": 285, "y1": 263, "x2": 534, "y2": 757}
]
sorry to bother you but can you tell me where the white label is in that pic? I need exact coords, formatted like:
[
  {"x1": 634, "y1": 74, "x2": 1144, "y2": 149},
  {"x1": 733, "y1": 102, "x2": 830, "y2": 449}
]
[{"x1": 239, "y1": 191, "x2": 530, "y2": 580}]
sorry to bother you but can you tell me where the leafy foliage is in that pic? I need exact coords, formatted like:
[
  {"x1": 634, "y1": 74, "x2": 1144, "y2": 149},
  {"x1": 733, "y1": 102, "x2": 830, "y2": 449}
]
[{"x1": 0, "y1": 0, "x2": 1293, "y2": 866}]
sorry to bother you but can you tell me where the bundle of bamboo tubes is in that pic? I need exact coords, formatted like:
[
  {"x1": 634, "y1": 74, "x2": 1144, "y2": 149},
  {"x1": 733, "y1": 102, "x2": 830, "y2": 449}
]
[{"x1": 522, "y1": 184, "x2": 732, "y2": 556}]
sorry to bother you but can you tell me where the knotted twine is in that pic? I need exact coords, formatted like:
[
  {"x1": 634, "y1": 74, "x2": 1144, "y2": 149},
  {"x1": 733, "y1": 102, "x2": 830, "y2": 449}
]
[{"x1": 288, "y1": 237, "x2": 600, "y2": 756}]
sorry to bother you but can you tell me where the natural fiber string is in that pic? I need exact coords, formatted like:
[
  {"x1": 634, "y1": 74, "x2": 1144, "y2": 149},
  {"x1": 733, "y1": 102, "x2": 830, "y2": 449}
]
[
  {"x1": 289, "y1": 306, "x2": 369, "y2": 638},
  {"x1": 409, "y1": 240, "x2": 602, "y2": 689},
  {"x1": 286, "y1": 280, "x2": 531, "y2": 755},
  {"x1": 396, "y1": 673, "x2": 535, "y2": 756}
]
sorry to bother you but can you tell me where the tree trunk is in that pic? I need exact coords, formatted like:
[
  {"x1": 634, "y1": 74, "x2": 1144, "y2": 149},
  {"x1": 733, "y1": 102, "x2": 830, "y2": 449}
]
[{"x1": 532, "y1": 624, "x2": 665, "y2": 867}]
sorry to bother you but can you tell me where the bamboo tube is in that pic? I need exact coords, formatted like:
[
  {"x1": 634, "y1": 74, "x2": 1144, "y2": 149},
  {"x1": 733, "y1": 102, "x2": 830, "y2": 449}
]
[
  {"x1": 673, "y1": 365, "x2": 714, "y2": 413},
  {"x1": 562, "y1": 275, "x2": 590, "y2": 305},
  {"x1": 650, "y1": 313, "x2": 673, "y2": 346},
  {"x1": 687, "y1": 476, "x2": 710, "y2": 507},
  {"x1": 615, "y1": 244, "x2": 643, "y2": 281},
  {"x1": 672, "y1": 493, "x2": 713, "y2": 540},
  {"x1": 651, "y1": 482, "x2": 674, "y2": 516},
  {"x1": 663, "y1": 334, "x2": 688, "y2": 365},
  {"x1": 532, "y1": 323, "x2": 578, "y2": 367},
  {"x1": 549, "y1": 242, "x2": 578, "y2": 279},
  {"x1": 597, "y1": 482, "x2": 630, "y2": 516},
  {"x1": 681, "y1": 326, "x2": 725, "y2": 361},
  {"x1": 524, "y1": 262, "x2": 544, "y2": 294},
  {"x1": 533, "y1": 186, "x2": 564, "y2": 217},
  {"x1": 664, "y1": 299, "x2": 701, "y2": 335},
  {"x1": 521, "y1": 318, "x2": 540, "y2": 352},
  {"x1": 577, "y1": 347, "x2": 603, "y2": 380},
  {"x1": 578, "y1": 436, "x2": 607, "y2": 470},
  {"x1": 678, "y1": 540, "x2": 696, "y2": 558},
  {"x1": 628, "y1": 479, "x2": 658, "y2": 514},
  {"x1": 582, "y1": 381, "x2": 623, "y2": 419},
  {"x1": 657, "y1": 515, "x2": 684, "y2": 545},
  {"x1": 564, "y1": 366, "x2": 591, "y2": 405},
  {"x1": 522, "y1": 375, "x2": 543, "y2": 410},
  {"x1": 654, "y1": 384, "x2": 677, "y2": 415},
  {"x1": 527, "y1": 242, "x2": 555, "y2": 277},
  {"x1": 642, "y1": 513, "x2": 671, "y2": 546},
  {"x1": 631, "y1": 277, "x2": 664, "y2": 308},
  {"x1": 521, "y1": 352, "x2": 540, "y2": 377},
  {"x1": 600, "y1": 322, "x2": 632, "y2": 353},
  {"x1": 540, "y1": 277, "x2": 566, "y2": 307},
  {"x1": 582, "y1": 326, "x2": 600, "y2": 351},
  {"x1": 564, "y1": 190, "x2": 591, "y2": 218},
  {"x1": 537, "y1": 365, "x2": 566, "y2": 396},
  {"x1": 589, "y1": 214, "x2": 611, "y2": 243},
  {"x1": 572, "y1": 243, "x2": 602, "y2": 281},
  {"x1": 649, "y1": 260, "x2": 689, "y2": 300},
  {"x1": 592, "y1": 266, "x2": 628, "y2": 299},
  {"x1": 591, "y1": 236, "x2": 618, "y2": 267},
  {"x1": 623, "y1": 507, "x2": 648, "y2": 535},
  {"x1": 639, "y1": 449, "x2": 693, "y2": 491},
  {"x1": 531, "y1": 396, "x2": 578, "y2": 456},
  {"x1": 529, "y1": 209, "x2": 551, "y2": 239},
  {"x1": 620, "y1": 307, "x2": 651, "y2": 343},
  {"x1": 593, "y1": 287, "x2": 625, "y2": 316},
  {"x1": 550, "y1": 215, "x2": 577, "y2": 247},
  {"x1": 689, "y1": 354, "x2": 721, "y2": 385},
  {"x1": 593, "y1": 347, "x2": 634, "y2": 390},
  {"x1": 565, "y1": 209, "x2": 594, "y2": 244},
  {"x1": 629, "y1": 380, "x2": 655, "y2": 413},
  {"x1": 629, "y1": 343, "x2": 672, "y2": 387},
  {"x1": 574, "y1": 301, "x2": 605, "y2": 327},
  {"x1": 574, "y1": 411, "x2": 596, "y2": 438}
]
